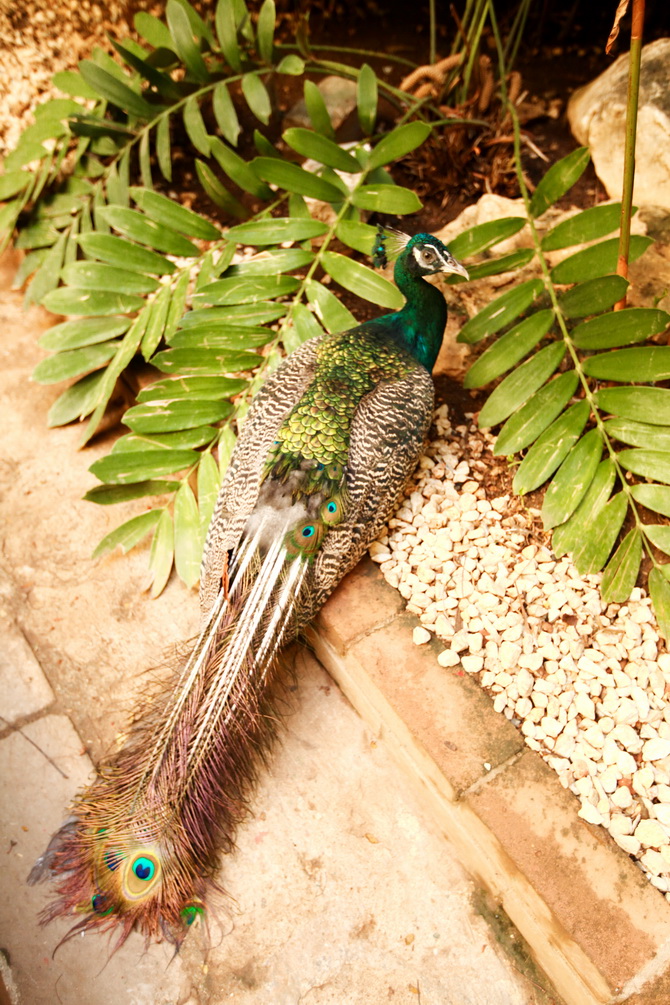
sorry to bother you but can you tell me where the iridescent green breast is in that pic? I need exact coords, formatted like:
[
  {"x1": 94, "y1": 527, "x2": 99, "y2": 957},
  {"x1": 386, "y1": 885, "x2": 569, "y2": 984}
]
[{"x1": 266, "y1": 330, "x2": 413, "y2": 480}]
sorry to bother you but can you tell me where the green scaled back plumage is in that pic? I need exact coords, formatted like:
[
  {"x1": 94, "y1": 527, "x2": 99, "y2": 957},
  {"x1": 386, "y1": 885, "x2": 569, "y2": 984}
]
[{"x1": 29, "y1": 229, "x2": 468, "y2": 949}]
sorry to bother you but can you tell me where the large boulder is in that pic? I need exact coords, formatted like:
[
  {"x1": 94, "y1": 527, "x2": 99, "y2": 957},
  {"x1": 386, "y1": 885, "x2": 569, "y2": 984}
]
[{"x1": 568, "y1": 37, "x2": 670, "y2": 211}]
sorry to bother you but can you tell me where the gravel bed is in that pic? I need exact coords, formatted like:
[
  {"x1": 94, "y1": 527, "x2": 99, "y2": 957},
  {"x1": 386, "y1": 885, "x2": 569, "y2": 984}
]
[
  {"x1": 0, "y1": 1, "x2": 147, "y2": 157},
  {"x1": 370, "y1": 404, "x2": 670, "y2": 901}
]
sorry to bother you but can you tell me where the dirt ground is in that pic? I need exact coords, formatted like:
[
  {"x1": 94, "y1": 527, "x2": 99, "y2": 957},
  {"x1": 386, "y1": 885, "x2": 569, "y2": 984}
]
[{"x1": 0, "y1": 244, "x2": 552, "y2": 1005}]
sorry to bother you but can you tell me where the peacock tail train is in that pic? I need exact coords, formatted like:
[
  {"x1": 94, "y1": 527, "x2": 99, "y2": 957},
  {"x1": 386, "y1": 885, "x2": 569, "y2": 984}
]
[{"x1": 28, "y1": 230, "x2": 468, "y2": 948}]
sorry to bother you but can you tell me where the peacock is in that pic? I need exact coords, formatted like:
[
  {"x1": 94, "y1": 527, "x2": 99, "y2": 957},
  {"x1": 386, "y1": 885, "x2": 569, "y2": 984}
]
[{"x1": 28, "y1": 227, "x2": 468, "y2": 949}]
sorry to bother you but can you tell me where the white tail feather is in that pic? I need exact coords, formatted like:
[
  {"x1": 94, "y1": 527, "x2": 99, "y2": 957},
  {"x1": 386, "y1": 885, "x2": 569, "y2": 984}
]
[
  {"x1": 186, "y1": 529, "x2": 290, "y2": 772},
  {"x1": 141, "y1": 523, "x2": 265, "y2": 781}
]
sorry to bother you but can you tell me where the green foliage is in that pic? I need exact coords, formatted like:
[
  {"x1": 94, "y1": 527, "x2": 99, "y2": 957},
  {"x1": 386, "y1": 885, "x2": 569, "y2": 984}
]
[
  {"x1": 458, "y1": 144, "x2": 670, "y2": 637},
  {"x1": 3, "y1": 0, "x2": 444, "y2": 594},
  {"x1": 11, "y1": 0, "x2": 669, "y2": 644}
]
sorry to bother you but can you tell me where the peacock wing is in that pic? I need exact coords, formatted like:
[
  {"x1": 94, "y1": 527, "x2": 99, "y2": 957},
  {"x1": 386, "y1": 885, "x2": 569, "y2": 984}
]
[
  {"x1": 199, "y1": 336, "x2": 321, "y2": 618},
  {"x1": 306, "y1": 364, "x2": 435, "y2": 619}
]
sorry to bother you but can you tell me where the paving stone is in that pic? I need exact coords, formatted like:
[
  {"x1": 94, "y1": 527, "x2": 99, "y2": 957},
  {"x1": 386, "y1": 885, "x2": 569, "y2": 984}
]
[
  {"x1": 466, "y1": 749, "x2": 670, "y2": 992},
  {"x1": 0, "y1": 601, "x2": 54, "y2": 724},
  {"x1": 199, "y1": 651, "x2": 534, "y2": 1005},
  {"x1": 317, "y1": 556, "x2": 406, "y2": 653},
  {"x1": 0, "y1": 715, "x2": 188, "y2": 1005},
  {"x1": 624, "y1": 960, "x2": 670, "y2": 1005},
  {"x1": 311, "y1": 621, "x2": 611, "y2": 1005},
  {"x1": 318, "y1": 612, "x2": 523, "y2": 796}
]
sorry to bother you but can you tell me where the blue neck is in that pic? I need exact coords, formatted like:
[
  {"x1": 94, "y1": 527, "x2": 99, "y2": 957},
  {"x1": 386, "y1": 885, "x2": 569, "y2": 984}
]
[{"x1": 373, "y1": 254, "x2": 447, "y2": 372}]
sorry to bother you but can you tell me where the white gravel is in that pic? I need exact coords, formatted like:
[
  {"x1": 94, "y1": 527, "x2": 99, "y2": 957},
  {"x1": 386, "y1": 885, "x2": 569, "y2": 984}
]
[{"x1": 370, "y1": 403, "x2": 670, "y2": 899}]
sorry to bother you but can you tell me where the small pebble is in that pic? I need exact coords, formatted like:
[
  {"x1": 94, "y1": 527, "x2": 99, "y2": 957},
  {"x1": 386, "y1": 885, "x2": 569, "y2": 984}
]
[
  {"x1": 437, "y1": 650, "x2": 461, "y2": 668},
  {"x1": 636, "y1": 819, "x2": 669, "y2": 848},
  {"x1": 643, "y1": 738, "x2": 670, "y2": 762},
  {"x1": 412, "y1": 626, "x2": 432, "y2": 646}
]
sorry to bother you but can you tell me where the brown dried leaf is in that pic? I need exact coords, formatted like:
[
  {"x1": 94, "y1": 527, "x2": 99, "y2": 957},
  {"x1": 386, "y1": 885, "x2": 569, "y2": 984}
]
[{"x1": 606, "y1": 0, "x2": 630, "y2": 54}]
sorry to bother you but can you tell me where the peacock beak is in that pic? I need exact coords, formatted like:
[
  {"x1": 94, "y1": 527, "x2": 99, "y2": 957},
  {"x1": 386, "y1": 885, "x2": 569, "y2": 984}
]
[{"x1": 442, "y1": 253, "x2": 469, "y2": 281}]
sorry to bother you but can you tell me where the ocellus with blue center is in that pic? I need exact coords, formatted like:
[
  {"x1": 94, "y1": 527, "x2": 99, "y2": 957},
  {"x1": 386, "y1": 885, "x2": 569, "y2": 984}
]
[{"x1": 28, "y1": 226, "x2": 468, "y2": 950}]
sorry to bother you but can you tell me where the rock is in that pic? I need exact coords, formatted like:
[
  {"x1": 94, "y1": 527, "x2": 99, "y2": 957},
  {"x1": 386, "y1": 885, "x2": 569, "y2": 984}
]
[
  {"x1": 461, "y1": 655, "x2": 484, "y2": 674},
  {"x1": 614, "y1": 833, "x2": 642, "y2": 855},
  {"x1": 412, "y1": 626, "x2": 432, "y2": 646},
  {"x1": 493, "y1": 693, "x2": 508, "y2": 714},
  {"x1": 284, "y1": 75, "x2": 358, "y2": 131},
  {"x1": 611, "y1": 785, "x2": 633, "y2": 809},
  {"x1": 578, "y1": 802, "x2": 604, "y2": 826},
  {"x1": 540, "y1": 716, "x2": 562, "y2": 739},
  {"x1": 435, "y1": 194, "x2": 528, "y2": 253},
  {"x1": 598, "y1": 766, "x2": 620, "y2": 793},
  {"x1": 369, "y1": 541, "x2": 392, "y2": 562},
  {"x1": 582, "y1": 724, "x2": 605, "y2": 749},
  {"x1": 642, "y1": 737, "x2": 670, "y2": 761},
  {"x1": 450, "y1": 630, "x2": 470, "y2": 653},
  {"x1": 635, "y1": 818, "x2": 669, "y2": 848},
  {"x1": 498, "y1": 640, "x2": 522, "y2": 670},
  {"x1": 610, "y1": 812, "x2": 633, "y2": 835},
  {"x1": 611, "y1": 722, "x2": 644, "y2": 753},
  {"x1": 567, "y1": 38, "x2": 670, "y2": 210},
  {"x1": 574, "y1": 692, "x2": 595, "y2": 720},
  {"x1": 655, "y1": 804, "x2": 670, "y2": 828},
  {"x1": 641, "y1": 849, "x2": 669, "y2": 877},
  {"x1": 633, "y1": 766, "x2": 655, "y2": 796},
  {"x1": 437, "y1": 649, "x2": 461, "y2": 668},
  {"x1": 467, "y1": 632, "x2": 484, "y2": 653},
  {"x1": 554, "y1": 733, "x2": 575, "y2": 758},
  {"x1": 518, "y1": 652, "x2": 543, "y2": 672},
  {"x1": 370, "y1": 395, "x2": 670, "y2": 897},
  {"x1": 516, "y1": 667, "x2": 534, "y2": 697}
]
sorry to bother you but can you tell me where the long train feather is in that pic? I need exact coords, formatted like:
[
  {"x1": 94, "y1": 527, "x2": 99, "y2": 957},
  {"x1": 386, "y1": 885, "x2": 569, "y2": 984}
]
[{"x1": 29, "y1": 512, "x2": 310, "y2": 948}]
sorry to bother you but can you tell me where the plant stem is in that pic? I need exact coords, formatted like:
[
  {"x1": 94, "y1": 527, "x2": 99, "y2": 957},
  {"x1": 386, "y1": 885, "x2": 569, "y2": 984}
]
[
  {"x1": 429, "y1": 0, "x2": 437, "y2": 65},
  {"x1": 615, "y1": 0, "x2": 645, "y2": 310},
  {"x1": 504, "y1": 0, "x2": 532, "y2": 70},
  {"x1": 459, "y1": 0, "x2": 488, "y2": 105},
  {"x1": 277, "y1": 42, "x2": 417, "y2": 69}
]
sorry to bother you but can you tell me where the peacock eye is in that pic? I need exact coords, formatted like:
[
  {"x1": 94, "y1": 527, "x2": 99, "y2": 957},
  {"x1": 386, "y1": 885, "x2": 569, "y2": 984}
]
[
  {"x1": 92, "y1": 893, "x2": 114, "y2": 916},
  {"x1": 133, "y1": 857, "x2": 155, "y2": 881},
  {"x1": 422, "y1": 249, "x2": 436, "y2": 264},
  {"x1": 327, "y1": 501, "x2": 337, "y2": 514},
  {"x1": 301, "y1": 525, "x2": 315, "y2": 538}
]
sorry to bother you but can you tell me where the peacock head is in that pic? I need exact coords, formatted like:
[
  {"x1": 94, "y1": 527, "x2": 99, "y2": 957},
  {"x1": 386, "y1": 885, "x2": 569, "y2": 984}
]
[{"x1": 373, "y1": 226, "x2": 468, "y2": 281}]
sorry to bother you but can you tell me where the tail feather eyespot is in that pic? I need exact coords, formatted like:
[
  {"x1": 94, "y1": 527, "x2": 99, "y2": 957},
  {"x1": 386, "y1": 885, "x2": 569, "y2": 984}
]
[
  {"x1": 285, "y1": 520, "x2": 326, "y2": 558},
  {"x1": 320, "y1": 495, "x2": 345, "y2": 526},
  {"x1": 122, "y1": 851, "x2": 162, "y2": 900},
  {"x1": 91, "y1": 892, "x2": 114, "y2": 916}
]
